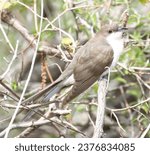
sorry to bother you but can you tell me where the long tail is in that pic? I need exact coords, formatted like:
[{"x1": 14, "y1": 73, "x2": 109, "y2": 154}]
[
  {"x1": 22, "y1": 80, "x2": 62, "y2": 104},
  {"x1": 42, "y1": 81, "x2": 64, "y2": 102},
  {"x1": 22, "y1": 81, "x2": 64, "y2": 121}
]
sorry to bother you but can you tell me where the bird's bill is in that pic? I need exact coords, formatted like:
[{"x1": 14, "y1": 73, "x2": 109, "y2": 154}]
[{"x1": 118, "y1": 27, "x2": 128, "y2": 31}]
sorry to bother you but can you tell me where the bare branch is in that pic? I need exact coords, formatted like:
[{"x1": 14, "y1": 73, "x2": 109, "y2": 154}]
[
  {"x1": 0, "y1": 41, "x2": 19, "y2": 80},
  {"x1": 0, "y1": 80, "x2": 20, "y2": 100},
  {"x1": 93, "y1": 78, "x2": 107, "y2": 138},
  {"x1": 111, "y1": 111, "x2": 126, "y2": 134},
  {"x1": 3, "y1": 0, "x2": 44, "y2": 138},
  {"x1": 140, "y1": 123, "x2": 150, "y2": 138},
  {"x1": 1, "y1": 10, "x2": 36, "y2": 45},
  {"x1": 108, "y1": 97, "x2": 150, "y2": 112}
]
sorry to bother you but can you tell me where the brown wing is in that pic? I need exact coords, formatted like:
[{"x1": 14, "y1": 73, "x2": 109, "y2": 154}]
[{"x1": 62, "y1": 38, "x2": 114, "y2": 105}]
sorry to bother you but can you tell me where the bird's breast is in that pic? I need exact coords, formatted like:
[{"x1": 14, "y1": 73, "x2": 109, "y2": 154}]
[{"x1": 106, "y1": 39, "x2": 124, "y2": 67}]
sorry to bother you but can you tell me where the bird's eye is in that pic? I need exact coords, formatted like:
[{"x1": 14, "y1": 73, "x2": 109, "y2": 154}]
[{"x1": 108, "y1": 30, "x2": 113, "y2": 33}]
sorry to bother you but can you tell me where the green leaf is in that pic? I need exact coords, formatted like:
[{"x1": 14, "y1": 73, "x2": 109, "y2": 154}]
[
  {"x1": 0, "y1": 0, "x2": 17, "y2": 10},
  {"x1": 127, "y1": 88, "x2": 140, "y2": 98},
  {"x1": 139, "y1": 0, "x2": 149, "y2": 4},
  {"x1": 76, "y1": 104, "x2": 86, "y2": 112},
  {"x1": 64, "y1": 113, "x2": 72, "y2": 120},
  {"x1": 141, "y1": 104, "x2": 149, "y2": 114},
  {"x1": 116, "y1": 77, "x2": 127, "y2": 84},
  {"x1": 11, "y1": 81, "x2": 18, "y2": 91},
  {"x1": 21, "y1": 0, "x2": 33, "y2": 5}
]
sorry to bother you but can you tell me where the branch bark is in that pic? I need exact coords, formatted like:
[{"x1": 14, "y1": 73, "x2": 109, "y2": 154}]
[
  {"x1": 1, "y1": 10, "x2": 36, "y2": 46},
  {"x1": 93, "y1": 78, "x2": 107, "y2": 138}
]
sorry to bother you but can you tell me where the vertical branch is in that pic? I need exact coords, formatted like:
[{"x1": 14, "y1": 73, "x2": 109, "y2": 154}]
[
  {"x1": 34, "y1": 0, "x2": 38, "y2": 32},
  {"x1": 93, "y1": 78, "x2": 107, "y2": 138}
]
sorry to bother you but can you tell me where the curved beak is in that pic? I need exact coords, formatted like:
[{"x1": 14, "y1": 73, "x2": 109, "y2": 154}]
[{"x1": 118, "y1": 27, "x2": 128, "y2": 31}]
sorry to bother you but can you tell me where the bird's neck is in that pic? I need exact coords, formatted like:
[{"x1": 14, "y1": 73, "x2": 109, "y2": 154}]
[{"x1": 106, "y1": 36, "x2": 124, "y2": 67}]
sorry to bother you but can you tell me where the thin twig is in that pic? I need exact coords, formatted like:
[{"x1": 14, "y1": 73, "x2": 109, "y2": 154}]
[
  {"x1": 120, "y1": 86, "x2": 134, "y2": 137},
  {"x1": 0, "y1": 12, "x2": 15, "y2": 52},
  {"x1": 3, "y1": 1, "x2": 44, "y2": 138},
  {"x1": 140, "y1": 123, "x2": 150, "y2": 138},
  {"x1": 33, "y1": 0, "x2": 38, "y2": 33},
  {"x1": 16, "y1": 103, "x2": 56, "y2": 138},
  {"x1": 0, "y1": 80, "x2": 20, "y2": 100},
  {"x1": 108, "y1": 97, "x2": 150, "y2": 112},
  {"x1": 86, "y1": 105, "x2": 95, "y2": 128},
  {"x1": 1, "y1": 10, "x2": 36, "y2": 45},
  {"x1": 0, "y1": 91, "x2": 18, "y2": 101},
  {"x1": 111, "y1": 111, "x2": 126, "y2": 134},
  {"x1": 118, "y1": 62, "x2": 150, "y2": 90},
  {"x1": 45, "y1": 62, "x2": 54, "y2": 83},
  {"x1": 0, "y1": 41, "x2": 19, "y2": 80}
]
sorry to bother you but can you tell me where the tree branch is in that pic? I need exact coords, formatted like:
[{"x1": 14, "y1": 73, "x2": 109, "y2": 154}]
[
  {"x1": 1, "y1": 10, "x2": 36, "y2": 46},
  {"x1": 93, "y1": 78, "x2": 107, "y2": 138}
]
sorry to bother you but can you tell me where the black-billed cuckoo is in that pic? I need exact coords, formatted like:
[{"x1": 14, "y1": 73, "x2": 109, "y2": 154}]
[{"x1": 23, "y1": 23, "x2": 127, "y2": 107}]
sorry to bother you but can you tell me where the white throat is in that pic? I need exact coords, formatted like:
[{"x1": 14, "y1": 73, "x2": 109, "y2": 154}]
[{"x1": 106, "y1": 32, "x2": 124, "y2": 67}]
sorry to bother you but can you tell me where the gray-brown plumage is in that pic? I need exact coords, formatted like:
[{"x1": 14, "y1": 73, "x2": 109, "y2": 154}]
[
  {"x1": 22, "y1": 23, "x2": 126, "y2": 107},
  {"x1": 61, "y1": 33, "x2": 113, "y2": 105}
]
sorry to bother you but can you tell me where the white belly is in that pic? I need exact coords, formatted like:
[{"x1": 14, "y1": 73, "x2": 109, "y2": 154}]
[{"x1": 106, "y1": 32, "x2": 124, "y2": 68}]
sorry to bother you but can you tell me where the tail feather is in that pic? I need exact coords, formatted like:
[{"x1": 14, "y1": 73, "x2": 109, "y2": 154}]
[
  {"x1": 22, "y1": 80, "x2": 63, "y2": 121},
  {"x1": 42, "y1": 82, "x2": 63, "y2": 102},
  {"x1": 22, "y1": 80, "x2": 61, "y2": 104}
]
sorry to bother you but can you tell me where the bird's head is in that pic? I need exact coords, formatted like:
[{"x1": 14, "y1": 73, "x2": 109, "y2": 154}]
[{"x1": 101, "y1": 23, "x2": 128, "y2": 41}]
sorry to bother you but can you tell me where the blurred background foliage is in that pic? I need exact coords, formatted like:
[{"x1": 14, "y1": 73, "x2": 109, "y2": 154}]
[{"x1": 0, "y1": 0, "x2": 150, "y2": 138}]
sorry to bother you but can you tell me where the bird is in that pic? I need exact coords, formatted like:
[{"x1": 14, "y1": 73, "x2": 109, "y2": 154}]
[{"x1": 22, "y1": 23, "x2": 127, "y2": 108}]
